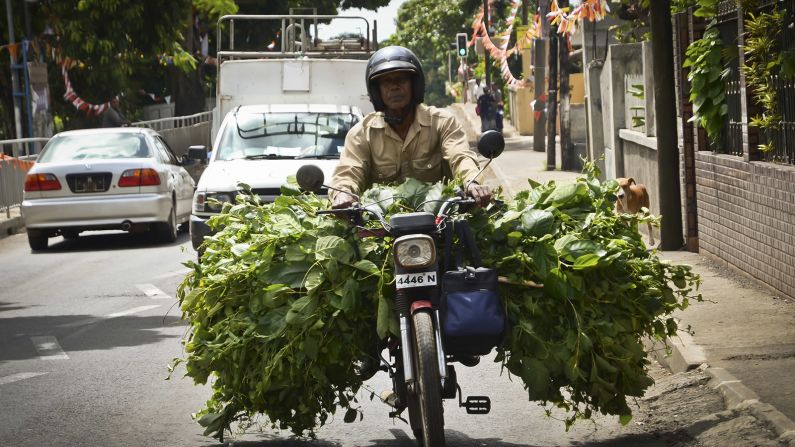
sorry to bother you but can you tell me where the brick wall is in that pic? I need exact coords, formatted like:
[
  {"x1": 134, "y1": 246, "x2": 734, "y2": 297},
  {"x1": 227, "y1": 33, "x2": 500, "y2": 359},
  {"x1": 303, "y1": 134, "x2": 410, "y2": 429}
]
[{"x1": 695, "y1": 152, "x2": 795, "y2": 298}]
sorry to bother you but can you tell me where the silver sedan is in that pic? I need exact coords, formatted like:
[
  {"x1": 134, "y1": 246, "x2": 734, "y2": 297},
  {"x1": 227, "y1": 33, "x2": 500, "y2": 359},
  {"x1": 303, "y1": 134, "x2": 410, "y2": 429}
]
[{"x1": 21, "y1": 128, "x2": 195, "y2": 251}]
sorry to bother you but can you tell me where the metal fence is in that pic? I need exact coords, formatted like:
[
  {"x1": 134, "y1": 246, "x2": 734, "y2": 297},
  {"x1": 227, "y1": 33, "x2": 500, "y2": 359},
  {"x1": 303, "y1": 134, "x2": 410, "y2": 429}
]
[
  {"x1": 716, "y1": 4, "x2": 744, "y2": 157},
  {"x1": 0, "y1": 153, "x2": 38, "y2": 218},
  {"x1": 761, "y1": 0, "x2": 795, "y2": 164}
]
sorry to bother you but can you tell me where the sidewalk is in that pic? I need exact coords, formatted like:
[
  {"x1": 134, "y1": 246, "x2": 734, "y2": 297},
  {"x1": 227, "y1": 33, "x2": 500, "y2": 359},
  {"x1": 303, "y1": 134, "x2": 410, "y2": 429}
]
[{"x1": 449, "y1": 102, "x2": 795, "y2": 446}]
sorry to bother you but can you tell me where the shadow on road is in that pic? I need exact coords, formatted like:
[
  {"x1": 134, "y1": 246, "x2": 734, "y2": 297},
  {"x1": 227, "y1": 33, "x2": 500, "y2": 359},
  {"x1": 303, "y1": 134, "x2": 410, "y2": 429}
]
[
  {"x1": 29, "y1": 229, "x2": 190, "y2": 254},
  {"x1": 201, "y1": 427, "x2": 692, "y2": 447},
  {"x1": 0, "y1": 313, "x2": 184, "y2": 362},
  {"x1": 0, "y1": 301, "x2": 38, "y2": 313}
]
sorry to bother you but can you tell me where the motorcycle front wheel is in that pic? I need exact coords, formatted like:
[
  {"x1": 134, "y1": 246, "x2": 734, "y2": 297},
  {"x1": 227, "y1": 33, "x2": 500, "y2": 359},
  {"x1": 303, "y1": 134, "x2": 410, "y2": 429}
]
[{"x1": 411, "y1": 311, "x2": 445, "y2": 446}]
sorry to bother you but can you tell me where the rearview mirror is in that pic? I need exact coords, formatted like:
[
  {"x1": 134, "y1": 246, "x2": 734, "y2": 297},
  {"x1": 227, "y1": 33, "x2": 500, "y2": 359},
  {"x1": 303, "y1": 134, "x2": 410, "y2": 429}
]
[
  {"x1": 477, "y1": 130, "x2": 504, "y2": 159},
  {"x1": 187, "y1": 145, "x2": 208, "y2": 163},
  {"x1": 296, "y1": 164, "x2": 325, "y2": 193}
]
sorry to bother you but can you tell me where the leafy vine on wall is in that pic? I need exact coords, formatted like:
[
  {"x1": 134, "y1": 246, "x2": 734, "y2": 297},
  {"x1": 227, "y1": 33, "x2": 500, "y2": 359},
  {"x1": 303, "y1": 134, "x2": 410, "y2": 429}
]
[
  {"x1": 741, "y1": 3, "x2": 787, "y2": 153},
  {"x1": 684, "y1": 25, "x2": 729, "y2": 144}
]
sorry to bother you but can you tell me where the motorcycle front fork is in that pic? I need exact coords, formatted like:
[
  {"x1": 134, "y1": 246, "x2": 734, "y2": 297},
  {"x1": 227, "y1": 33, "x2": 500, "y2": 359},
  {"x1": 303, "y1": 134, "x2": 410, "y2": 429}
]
[{"x1": 392, "y1": 311, "x2": 453, "y2": 407}]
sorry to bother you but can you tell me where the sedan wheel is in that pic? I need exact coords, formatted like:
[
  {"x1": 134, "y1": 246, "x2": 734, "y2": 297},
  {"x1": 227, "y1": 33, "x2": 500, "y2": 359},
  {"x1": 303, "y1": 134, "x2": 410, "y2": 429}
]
[
  {"x1": 154, "y1": 204, "x2": 178, "y2": 243},
  {"x1": 27, "y1": 229, "x2": 49, "y2": 251}
]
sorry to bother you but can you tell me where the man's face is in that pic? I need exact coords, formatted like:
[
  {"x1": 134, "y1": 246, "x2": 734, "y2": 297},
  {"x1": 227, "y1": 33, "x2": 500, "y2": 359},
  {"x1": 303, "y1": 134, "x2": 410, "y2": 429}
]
[{"x1": 377, "y1": 71, "x2": 412, "y2": 111}]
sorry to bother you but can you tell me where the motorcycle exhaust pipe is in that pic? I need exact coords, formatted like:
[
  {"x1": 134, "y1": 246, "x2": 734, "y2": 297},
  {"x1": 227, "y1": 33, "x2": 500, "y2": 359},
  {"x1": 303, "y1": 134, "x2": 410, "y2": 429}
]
[{"x1": 121, "y1": 220, "x2": 133, "y2": 231}]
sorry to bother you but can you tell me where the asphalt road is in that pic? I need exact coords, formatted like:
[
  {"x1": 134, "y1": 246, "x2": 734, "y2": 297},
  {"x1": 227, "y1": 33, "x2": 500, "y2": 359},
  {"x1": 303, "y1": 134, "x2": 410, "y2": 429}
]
[{"x1": 0, "y1": 229, "x2": 754, "y2": 446}]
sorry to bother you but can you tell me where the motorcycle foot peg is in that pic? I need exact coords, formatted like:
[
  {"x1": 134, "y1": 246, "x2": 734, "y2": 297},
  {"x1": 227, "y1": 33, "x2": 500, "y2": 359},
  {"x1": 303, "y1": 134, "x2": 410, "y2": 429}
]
[{"x1": 460, "y1": 396, "x2": 491, "y2": 414}]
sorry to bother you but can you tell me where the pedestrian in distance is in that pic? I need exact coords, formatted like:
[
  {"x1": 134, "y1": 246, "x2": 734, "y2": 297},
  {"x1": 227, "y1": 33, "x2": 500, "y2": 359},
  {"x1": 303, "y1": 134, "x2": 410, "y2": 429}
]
[
  {"x1": 490, "y1": 83, "x2": 504, "y2": 133},
  {"x1": 101, "y1": 96, "x2": 130, "y2": 128},
  {"x1": 472, "y1": 77, "x2": 484, "y2": 105},
  {"x1": 477, "y1": 86, "x2": 497, "y2": 133},
  {"x1": 330, "y1": 45, "x2": 492, "y2": 210}
]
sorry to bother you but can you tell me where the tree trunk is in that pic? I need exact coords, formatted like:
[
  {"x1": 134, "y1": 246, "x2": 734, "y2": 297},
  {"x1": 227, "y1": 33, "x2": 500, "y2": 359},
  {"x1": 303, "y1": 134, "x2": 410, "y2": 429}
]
[
  {"x1": 650, "y1": 0, "x2": 683, "y2": 249},
  {"x1": 172, "y1": 7, "x2": 206, "y2": 116}
]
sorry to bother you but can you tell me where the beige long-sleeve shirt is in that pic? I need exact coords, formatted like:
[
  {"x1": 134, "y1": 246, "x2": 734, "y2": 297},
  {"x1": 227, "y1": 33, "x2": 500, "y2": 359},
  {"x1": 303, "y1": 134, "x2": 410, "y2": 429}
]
[{"x1": 330, "y1": 103, "x2": 481, "y2": 199}]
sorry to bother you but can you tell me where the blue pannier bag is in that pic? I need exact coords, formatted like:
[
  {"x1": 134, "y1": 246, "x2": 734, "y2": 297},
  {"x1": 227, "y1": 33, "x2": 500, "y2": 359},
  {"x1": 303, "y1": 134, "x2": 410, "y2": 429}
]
[{"x1": 441, "y1": 266, "x2": 505, "y2": 357}]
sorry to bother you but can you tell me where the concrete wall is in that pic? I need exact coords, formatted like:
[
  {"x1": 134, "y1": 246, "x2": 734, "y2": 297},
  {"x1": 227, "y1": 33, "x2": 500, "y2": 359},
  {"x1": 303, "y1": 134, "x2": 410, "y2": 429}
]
[
  {"x1": 618, "y1": 129, "x2": 660, "y2": 243},
  {"x1": 695, "y1": 152, "x2": 795, "y2": 299},
  {"x1": 599, "y1": 43, "x2": 644, "y2": 180}
]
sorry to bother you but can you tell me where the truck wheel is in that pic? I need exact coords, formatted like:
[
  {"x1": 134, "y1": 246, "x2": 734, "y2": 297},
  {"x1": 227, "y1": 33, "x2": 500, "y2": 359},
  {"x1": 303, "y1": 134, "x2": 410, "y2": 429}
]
[{"x1": 27, "y1": 229, "x2": 48, "y2": 251}]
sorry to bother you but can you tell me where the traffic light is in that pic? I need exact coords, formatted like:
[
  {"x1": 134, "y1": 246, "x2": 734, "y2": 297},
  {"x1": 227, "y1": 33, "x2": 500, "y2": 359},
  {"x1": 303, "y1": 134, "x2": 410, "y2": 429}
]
[{"x1": 456, "y1": 33, "x2": 468, "y2": 57}]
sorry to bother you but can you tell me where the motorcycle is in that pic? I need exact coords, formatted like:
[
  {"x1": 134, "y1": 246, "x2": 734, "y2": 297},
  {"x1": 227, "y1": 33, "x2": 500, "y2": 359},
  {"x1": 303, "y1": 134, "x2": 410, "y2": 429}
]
[{"x1": 296, "y1": 130, "x2": 506, "y2": 446}]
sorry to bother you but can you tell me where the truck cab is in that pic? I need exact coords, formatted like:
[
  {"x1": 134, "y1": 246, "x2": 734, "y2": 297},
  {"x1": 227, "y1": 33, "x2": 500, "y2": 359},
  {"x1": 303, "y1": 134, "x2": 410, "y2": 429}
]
[{"x1": 189, "y1": 14, "x2": 376, "y2": 251}]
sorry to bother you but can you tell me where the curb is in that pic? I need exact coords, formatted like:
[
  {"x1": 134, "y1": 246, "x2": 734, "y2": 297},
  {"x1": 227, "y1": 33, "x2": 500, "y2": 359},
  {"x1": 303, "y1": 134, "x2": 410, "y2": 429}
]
[{"x1": 0, "y1": 215, "x2": 24, "y2": 240}]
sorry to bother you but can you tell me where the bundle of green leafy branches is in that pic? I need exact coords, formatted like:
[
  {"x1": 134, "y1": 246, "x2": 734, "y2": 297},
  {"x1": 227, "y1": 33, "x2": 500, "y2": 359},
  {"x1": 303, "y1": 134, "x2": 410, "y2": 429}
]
[{"x1": 173, "y1": 163, "x2": 701, "y2": 439}]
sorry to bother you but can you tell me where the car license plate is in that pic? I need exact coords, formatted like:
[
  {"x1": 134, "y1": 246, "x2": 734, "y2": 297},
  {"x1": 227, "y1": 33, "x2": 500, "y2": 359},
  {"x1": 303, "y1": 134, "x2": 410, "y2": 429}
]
[
  {"x1": 395, "y1": 271, "x2": 437, "y2": 289},
  {"x1": 75, "y1": 176, "x2": 104, "y2": 193}
]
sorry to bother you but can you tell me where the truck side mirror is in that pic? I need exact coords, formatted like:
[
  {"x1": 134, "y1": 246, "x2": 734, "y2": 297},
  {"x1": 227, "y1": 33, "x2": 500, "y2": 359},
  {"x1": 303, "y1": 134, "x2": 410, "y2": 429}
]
[
  {"x1": 187, "y1": 145, "x2": 208, "y2": 163},
  {"x1": 477, "y1": 130, "x2": 504, "y2": 159}
]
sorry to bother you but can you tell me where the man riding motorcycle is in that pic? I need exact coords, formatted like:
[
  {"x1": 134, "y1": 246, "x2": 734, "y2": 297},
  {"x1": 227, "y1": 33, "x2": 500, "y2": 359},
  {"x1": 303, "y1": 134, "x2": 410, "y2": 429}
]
[{"x1": 330, "y1": 45, "x2": 491, "y2": 208}]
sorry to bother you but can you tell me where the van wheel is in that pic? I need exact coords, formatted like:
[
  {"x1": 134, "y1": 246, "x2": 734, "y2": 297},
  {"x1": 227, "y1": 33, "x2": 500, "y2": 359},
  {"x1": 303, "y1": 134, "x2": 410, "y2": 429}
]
[{"x1": 27, "y1": 229, "x2": 49, "y2": 251}]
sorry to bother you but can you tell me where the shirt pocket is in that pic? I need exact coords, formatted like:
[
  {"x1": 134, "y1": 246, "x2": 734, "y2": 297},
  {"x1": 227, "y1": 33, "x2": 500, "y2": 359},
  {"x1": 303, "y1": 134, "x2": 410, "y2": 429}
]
[
  {"x1": 372, "y1": 162, "x2": 399, "y2": 182},
  {"x1": 411, "y1": 152, "x2": 443, "y2": 182}
]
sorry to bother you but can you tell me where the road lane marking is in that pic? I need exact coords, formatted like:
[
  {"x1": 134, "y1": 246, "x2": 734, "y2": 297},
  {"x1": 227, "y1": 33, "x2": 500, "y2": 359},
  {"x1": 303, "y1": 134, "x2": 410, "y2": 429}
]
[
  {"x1": 0, "y1": 372, "x2": 48, "y2": 386},
  {"x1": 106, "y1": 305, "x2": 160, "y2": 318},
  {"x1": 136, "y1": 283, "x2": 173, "y2": 299},
  {"x1": 30, "y1": 336, "x2": 69, "y2": 360}
]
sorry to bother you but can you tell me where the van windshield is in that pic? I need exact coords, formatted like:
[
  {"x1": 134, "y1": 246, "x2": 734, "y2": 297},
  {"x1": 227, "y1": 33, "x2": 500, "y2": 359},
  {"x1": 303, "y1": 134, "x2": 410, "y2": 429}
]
[{"x1": 216, "y1": 112, "x2": 358, "y2": 161}]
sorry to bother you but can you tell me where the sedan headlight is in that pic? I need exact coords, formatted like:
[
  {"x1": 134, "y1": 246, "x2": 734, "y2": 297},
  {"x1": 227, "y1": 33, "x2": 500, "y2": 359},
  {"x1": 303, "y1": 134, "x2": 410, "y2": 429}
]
[
  {"x1": 394, "y1": 235, "x2": 436, "y2": 269},
  {"x1": 193, "y1": 192, "x2": 235, "y2": 213}
]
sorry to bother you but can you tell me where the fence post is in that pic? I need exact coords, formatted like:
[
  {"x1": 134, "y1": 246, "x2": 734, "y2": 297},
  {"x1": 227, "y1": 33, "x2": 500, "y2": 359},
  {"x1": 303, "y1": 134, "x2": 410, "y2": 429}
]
[
  {"x1": 736, "y1": 4, "x2": 761, "y2": 162},
  {"x1": 674, "y1": 9, "x2": 700, "y2": 252}
]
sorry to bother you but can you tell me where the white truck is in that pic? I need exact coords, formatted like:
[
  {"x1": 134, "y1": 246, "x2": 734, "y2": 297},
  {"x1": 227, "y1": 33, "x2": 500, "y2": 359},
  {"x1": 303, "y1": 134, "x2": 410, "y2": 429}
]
[{"x1": 188, "y1": 14, "x2": 376, "y2": 251}]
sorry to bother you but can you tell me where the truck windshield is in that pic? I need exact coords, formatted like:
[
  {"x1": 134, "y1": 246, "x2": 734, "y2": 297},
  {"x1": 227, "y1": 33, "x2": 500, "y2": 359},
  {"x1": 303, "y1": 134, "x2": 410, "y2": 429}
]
[{"x1": 216, "y1": 112, "x2": 358, "y2": 161}]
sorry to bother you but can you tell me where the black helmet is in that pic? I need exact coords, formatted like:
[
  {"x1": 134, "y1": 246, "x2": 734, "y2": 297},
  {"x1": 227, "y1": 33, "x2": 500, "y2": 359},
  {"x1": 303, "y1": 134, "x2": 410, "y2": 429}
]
[{"x1": 366, "y1": 46, "x2": 425, "y2": 112}]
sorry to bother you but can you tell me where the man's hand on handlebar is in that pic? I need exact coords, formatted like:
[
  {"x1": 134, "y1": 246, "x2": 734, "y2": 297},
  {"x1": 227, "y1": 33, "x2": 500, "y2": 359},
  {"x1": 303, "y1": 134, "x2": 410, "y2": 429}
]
[
  {"x1": 466, "y1": 182, "x2": 492, "y2": 208},
  {"x1": 332, "y1": 191, "x2": 357, "y2": 209}
]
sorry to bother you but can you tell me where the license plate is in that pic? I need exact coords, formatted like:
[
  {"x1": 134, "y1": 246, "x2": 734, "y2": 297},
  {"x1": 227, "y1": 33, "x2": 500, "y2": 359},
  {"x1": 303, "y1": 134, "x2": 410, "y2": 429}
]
[
  {"x1": 75, "y1": 176, "x2": 105, "y2": 193},
  {"x1": 395, "y1": 271, "x2": 437, "y2": 289}
]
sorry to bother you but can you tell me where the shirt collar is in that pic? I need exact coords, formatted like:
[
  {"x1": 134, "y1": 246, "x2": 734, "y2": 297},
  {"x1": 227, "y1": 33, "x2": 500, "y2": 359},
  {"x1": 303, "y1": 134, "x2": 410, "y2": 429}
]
[{"x1": 370, "y1": 104, "x2": 430, "y2": 128}]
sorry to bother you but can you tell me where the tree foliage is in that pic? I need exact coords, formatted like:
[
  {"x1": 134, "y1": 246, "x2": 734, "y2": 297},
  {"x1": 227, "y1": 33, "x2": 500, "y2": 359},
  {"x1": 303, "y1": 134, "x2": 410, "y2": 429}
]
[{"x1": 387, "y1": 0, "x2": 481, "y2": 106}]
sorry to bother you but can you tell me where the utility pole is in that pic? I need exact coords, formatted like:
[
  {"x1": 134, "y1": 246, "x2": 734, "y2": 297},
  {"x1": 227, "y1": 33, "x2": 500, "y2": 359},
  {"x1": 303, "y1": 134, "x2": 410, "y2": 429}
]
[
  {"x1": 545, "y1": 12, "x2": 558, "y2": 170},
  {"x1": 483, "y1": 0, "x2": 490, "y2": 87},
  {"x1": 5, "y1": 0, "x2": 24, "y2": 143},
  {"x1": 533, "y1": 0, "x2": 549, "y2": 153},
  {"x1": 559, "y1": 0, "x2": 574, "y2": 171},
  {"x1": 650, "y1": 0, "x2": 683, "y2": 249}
]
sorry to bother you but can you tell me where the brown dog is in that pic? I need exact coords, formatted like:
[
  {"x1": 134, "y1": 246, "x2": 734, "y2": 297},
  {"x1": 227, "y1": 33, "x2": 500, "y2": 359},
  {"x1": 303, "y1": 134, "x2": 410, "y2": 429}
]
[{"x1": 615, "y1": 177, "x2": 655, "y2": 246}]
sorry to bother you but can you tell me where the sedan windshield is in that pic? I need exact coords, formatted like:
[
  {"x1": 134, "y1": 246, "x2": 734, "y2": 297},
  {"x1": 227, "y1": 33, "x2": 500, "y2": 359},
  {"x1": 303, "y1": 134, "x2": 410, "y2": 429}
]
[
  {"x1": 38, "y1": 133, "x2": 149, "y2": 163},
  {"x1": 216, "y1": 112, "x2": 358, "y2": 161}
]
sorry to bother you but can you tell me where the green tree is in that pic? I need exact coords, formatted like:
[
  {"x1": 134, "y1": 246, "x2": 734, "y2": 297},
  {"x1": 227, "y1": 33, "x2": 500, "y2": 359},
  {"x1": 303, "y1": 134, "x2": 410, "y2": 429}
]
[{"x1": 387, "y1": 0, "x2": 481, "y2": 106}]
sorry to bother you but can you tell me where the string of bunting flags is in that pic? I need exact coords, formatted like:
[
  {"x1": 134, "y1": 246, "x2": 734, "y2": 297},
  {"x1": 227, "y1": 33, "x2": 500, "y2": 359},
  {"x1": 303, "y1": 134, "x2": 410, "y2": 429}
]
[
  {"x1": 468, "y1": 0, "x2": 610, "y2": 86},
  {"x1": 61, "y1": 60, "x2": 110, "y2": 116}
]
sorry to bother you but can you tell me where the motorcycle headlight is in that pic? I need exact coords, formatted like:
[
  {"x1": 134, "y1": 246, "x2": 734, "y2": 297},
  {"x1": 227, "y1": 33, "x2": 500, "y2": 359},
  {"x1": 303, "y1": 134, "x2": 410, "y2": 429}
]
[
  {"x1": 193, "y1": 192, "x2": 234, "y2": 213},
  {"x1": 394, "y1": 235, "x2": 436, "y2": 269}
]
